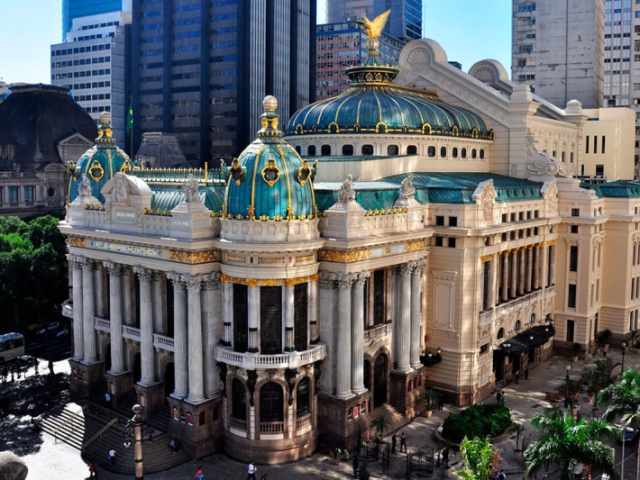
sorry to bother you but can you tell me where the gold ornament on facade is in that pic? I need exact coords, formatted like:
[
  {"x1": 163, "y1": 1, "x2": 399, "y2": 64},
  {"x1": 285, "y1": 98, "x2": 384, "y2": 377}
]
[
  {"x1": 246, "y1": 279, "x2": 258, "y2": 288},
  {"x1": 120, "y1": 161, "x2": 132, "y2": 173},
  {"x1": 319, "y1": 249, "x2": 371, "y2": 263},
  {"x1": 169, "y1": 250, "x2": 218, "y2": 264},
  {"x1": 88, "y1": 160, "x2": 104, "y2": 182},
  {"x1": 229, "y1": 157, "x2": 244, "y2": 186},
  {"x1": 405, "y1": 240, "x2": 426, "y2": 252},
  {"x1": 261, "y1": 158, "x2": 281, "y2": 187},
  {"x1": 298, "y1": 160, "x2": 312, "y2": 187},
  {"x1": 68, "y1": 237, "x2": 84, "y2": 248}
]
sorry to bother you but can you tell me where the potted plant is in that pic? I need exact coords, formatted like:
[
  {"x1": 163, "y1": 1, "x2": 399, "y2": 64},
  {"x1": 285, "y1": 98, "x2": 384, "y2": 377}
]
[
  {"x1": 421, "y1": 389, "x2": 440, "y2": 418},
  {"x1": 581, "y1": 368, "x2": 596, "y2": 404},
  {"x1": 513, "y1": 422, "x2": 525, "y2": 461},
  {"x1": 565, "y1": 378, "x2": 581, "y2": 417},
  {"x1": 571, "y1": 343, "x2": 582, "y2": 363},
  {"x1": 597, "y1": 329, "x2": 613, "y2": 354}
]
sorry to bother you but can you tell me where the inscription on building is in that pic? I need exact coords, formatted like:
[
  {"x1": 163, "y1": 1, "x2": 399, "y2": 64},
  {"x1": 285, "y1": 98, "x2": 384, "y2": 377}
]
[{"x1": 89, "y1": 240, "x2": 161, "y2": 258}]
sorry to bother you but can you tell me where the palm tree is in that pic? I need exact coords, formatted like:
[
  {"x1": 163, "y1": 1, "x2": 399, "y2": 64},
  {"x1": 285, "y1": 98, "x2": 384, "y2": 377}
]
[
  {"x1": 370, "y1": 415, "x2": 391, "y2": 441},
  {"x1": 456, "y1": 436, "x2": 499, "y2": 480},
  {"x1": 523, "y1": 406, "x2": 621, "y2": 480},
  {"x1": 594, "y1": 358, "x2": 622, "y2": 389}
]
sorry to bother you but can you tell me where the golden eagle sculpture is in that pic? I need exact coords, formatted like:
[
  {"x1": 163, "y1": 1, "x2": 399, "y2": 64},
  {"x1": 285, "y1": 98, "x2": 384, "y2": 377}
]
[{"x1": 355, "y1": 9, "x2": 391, "y2": 40}]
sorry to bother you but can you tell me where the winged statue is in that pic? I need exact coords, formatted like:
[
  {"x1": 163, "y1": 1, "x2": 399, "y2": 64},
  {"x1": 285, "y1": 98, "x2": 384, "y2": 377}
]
[{"x1": 355, "y1": 9, "x2": 391, "y2": 40}]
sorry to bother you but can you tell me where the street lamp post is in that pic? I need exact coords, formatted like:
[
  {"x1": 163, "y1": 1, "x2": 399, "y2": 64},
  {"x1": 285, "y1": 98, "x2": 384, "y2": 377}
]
[
  {"x1": 132, "y1": 404, "x2": 143, "y2": 480},
  {"x1": 621, "y1": 343, "x2": 627, "y2": 376},
  {"x1": 565, "y1": 365, "x2": 571, "y2": 409}
]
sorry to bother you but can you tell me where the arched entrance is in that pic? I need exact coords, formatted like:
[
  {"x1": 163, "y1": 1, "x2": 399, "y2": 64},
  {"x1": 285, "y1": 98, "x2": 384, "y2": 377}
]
[
  {"x1": 373, "y1": 353, "x2": 388, "y2": 409},
  {"x1": 133, "y1": 352, "x2": 142, "y2": 384},
  {"x1": 363, "y1": 359, "x2": 371, "y2": 392},
  {"x1": 164, "y1": 362, "x2": 175, "y2": 401}
]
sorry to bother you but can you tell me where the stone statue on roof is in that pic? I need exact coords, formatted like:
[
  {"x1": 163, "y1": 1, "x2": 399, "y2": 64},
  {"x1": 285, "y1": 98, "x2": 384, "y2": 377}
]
[
  {"x1": 399, "y1": 173, "x2": 416, "y2": 199},
  {"x1": 113, "y1": 172, "x2": 131, "y2": 206},
  {"x1": 338, "y1": 174, "x2": 356, "y2": 204},
  {"x1": 184, "y1": 175, "x2": 200, "y2": 204},
  {"x1": 77, "y1": 174, "x2": 91, "y2": 198},
  {"x1": 525, "y1": 131, "x2": 569, "y2": 180}
]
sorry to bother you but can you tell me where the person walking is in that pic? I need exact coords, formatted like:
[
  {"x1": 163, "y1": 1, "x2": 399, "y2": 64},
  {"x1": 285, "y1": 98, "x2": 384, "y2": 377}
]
[
  {"x1": 514, "y1": 371, "x2": 519, "y2": 384},
  {"x1": 391, "y1": 433, "x2": 397, "y2": 453},
  {"x1": 89, "y1": 459, "x2": 98, "y2": 478},
  {"x1": 108, "y1": 449, "x2": 116, "y2": 467},
  {"x1": 247, "y1": 461, "x2": 257, "y2": 480},
  {"x1": 334, "y1": 447, "x2": 341, "y2": 465},
  {"x1": 498, "y1": 469, "x2": 506, "y2": 480},
  {"x1": 195, "y1": 466, "x2": 204, "y2": 479},
  {"x1": 353, "y1": 454, "x2": 359, "y2": 478},
  {"x1": 495, "y1": 390, "x2": 501, "y2": 404},
  {"x1": 524, "y1": 367, "x2": 529, "y2": 381},
  {"x1": 400, "y1": 432, "x2": 407, "y2": 453},
  {"x1": 443, "y1": 445, "x2": 450, "y2": 467}
]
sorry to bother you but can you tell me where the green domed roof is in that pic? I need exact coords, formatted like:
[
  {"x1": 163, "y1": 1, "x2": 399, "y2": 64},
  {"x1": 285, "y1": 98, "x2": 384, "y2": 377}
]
[
  {"x1": 286, "y1": 42, "x2": 491, "y2": 139},
  {"x1": 224, "y1": 96, "x2": 316, "y2": 221},
  {"x1": 68, "y1": 112, "x2": 134, "y2": 204}
]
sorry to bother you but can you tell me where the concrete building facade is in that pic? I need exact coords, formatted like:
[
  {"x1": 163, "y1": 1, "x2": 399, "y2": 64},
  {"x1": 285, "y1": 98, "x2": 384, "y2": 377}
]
[{"x1": 62, "y1": 0, "x2": 131, "y2": 40}]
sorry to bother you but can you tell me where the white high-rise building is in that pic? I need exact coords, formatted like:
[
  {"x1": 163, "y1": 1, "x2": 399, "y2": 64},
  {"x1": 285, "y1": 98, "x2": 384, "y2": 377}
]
[{"x1": 51, "y1": 11, "x2": 130, "y2": 147}]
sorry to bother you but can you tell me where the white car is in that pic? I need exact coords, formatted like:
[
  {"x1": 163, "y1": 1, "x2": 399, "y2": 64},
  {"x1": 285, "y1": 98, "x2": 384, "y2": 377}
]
[
  {"x1": 36, "y1": 322, "x2": 60, "y2": 335},
  {"x1": 56, "y1": 327, "x2": 69, "y2": 338}
]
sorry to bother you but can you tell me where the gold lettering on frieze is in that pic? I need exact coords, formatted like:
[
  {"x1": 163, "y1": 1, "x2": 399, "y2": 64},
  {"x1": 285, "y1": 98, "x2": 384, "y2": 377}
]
[
  {"x1": 170, "y1": 250, "x2": 218, "y2": 264},
  {"x1": 258, "y1": 257, "x2": 284, "y2": 264},
  {"x1": 405, "y1": 240, "x2": 426, "y2": 253},
  {"x1": 226, "y1": 255, "x2": 246, "y2": 262},
  {"x1": 68, "y1": 237, "x2": 84, "y2": 248},
  {"x1": 295, "y1": 254, "x2": 314, "y2": 262}
]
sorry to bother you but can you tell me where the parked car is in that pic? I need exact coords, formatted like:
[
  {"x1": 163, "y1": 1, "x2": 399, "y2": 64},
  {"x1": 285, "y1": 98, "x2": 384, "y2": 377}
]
[
  {"x1": 616, "y1": 424, "x2": 639, "y2": 443},
  {"x1": 56, "y1": 327, "x2": 69, "y2": 338},
  {"x1": 36, "y1": 322, "x2": 60, "y2": 335}
]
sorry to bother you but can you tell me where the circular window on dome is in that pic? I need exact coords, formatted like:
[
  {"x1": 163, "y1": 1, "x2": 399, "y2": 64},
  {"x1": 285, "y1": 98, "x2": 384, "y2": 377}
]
[
  {"x1": 261, "y1": 159, "x2": 281, "y2": 187},
  {"x1": 47, "y1": 187, "x2": 56, "y2": 198},
  {"x1": 89, "y1": 160, "x2": 104, "y2": 181}
]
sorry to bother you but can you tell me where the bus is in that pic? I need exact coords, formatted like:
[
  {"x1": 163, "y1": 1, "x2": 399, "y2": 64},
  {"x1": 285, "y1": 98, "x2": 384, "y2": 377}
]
[{"x1": 0, "y1": 332, "x2": 25, "y2": 364}]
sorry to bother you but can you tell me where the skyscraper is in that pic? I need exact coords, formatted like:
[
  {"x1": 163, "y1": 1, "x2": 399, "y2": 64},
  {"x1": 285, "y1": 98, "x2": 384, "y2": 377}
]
[
  {"x1": 511, "y1": 0, "x2": 605, "y2": 109},
  {"x1": 62, "y1": 0, "x2": 132, "y2": 40},
  {"x1": 327, "y1": 0, "x2": 423, "y2": 41},
  {"x1": 131, "y1": 0, "x2": 316, "y2": 164}
]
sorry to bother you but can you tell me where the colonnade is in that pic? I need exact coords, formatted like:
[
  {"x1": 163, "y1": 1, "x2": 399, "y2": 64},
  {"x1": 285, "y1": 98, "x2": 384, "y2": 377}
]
[{"x1": 68, "y1": 254, "x2": 222, "y2": 404}]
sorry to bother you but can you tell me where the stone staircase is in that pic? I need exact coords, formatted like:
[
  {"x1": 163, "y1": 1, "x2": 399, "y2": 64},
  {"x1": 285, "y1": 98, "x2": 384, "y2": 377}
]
[{"x1": 371, "y1": 403, "x2": 408, "y2": 435}]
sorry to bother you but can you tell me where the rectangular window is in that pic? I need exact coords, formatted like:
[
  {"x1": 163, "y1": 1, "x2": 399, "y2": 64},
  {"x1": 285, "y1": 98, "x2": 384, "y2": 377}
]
[
  {"x1": 435, "y1": 215, "x2": 445, "y2": 226},
  {"x1": 23, "y1": 186, "x2": 34, "y2": 203},
  {"x1": 482, "y1": 261, "x2": 491, "y2": 311},
  {"x1": 293, "y1": 283, "x2": 308, "y2": 352},
  {"x1": 373, "y1": 269, "x2": 386, "y2": 326},
  {"x1": 596, "y1": 279, "x2": 600, "y2": 302},
  {"x1": 594, "y1": 136, "x2": 598, "y2": 153},
  {"x1": 571, "y1": 208, "x2": 580, "y2": 217},
  {"x1": 502, "y1": 214, "x2": 508, "y2": 223},
  {"x1": 448, "y1": 238, "x2": 457, "y2": 248},
  {"x1": 596, "y1": 165, "x2": 604, "y2": 177},
  {"x1": 480, "y1": 343, "x2": 489, "y2": 355},
  {"x1": 8, "y1": 187, "x2": 19, "y2": 204},
  {"x1": 519, "y1": 212, "x2": 524, "y2": 221},
  {"x1": 568, "y1": 284, "x2": 577, "y2": 308},
  {"x1": 586, "y1": 136, "x2": 590, "y2": 154},
  {"x1": 571, "y1": 225, "x2": 579, "y2": 234},
  {"x1": 448, "y1": 217, "x2": 458, "y2": 227},
  {"x1": 602, "y1": 136, "x2": 606, "y2": 154},
  {"x1": 566, "y1": 320, "x2": 575, "y2": 342},
  {"x1": 633, "y1": 278, "x2": 636, "y2": 300},
  {"x1": 435, "y1": 237, "x2": 443, "y2": 247},
  {"x1": 569, "y1": 246, "x2": 578, "y2": 272}
]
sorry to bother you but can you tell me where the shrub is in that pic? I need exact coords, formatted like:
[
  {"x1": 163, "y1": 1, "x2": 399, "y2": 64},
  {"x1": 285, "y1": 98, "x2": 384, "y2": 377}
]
[{"x1": 442, "y1": 404, "x2": 511, "y2": 444}]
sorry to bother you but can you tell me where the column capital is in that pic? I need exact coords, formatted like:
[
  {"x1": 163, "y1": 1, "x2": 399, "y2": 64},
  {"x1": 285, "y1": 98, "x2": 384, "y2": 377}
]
[
  {"x1": 336, "y1": 272, "x2": 357, "y2": 290},
  {"x1": 133, "y1": 265, "x2": 153, "y2": 283},
  {"x1": 103, "y1": 260, "x2": 126, "y2": 276},
  {"x1": 68, "y1": 254, "x2": 84, "y2": 267},
  {"x1": 151, "y1": 271, "x2": 166, "y2": 282},
  {"x1": 318, "y1": 271, "x2": 339, "y2": 289},
  {"x1": 186, "y1": 274, "x2": 203, "y2": 291},
  {"x1": 353, "y1": 270, "x2": 370, "y2": 287},
  {"x1": 409, "y1": 258, "x2": 427, "y2": 274},
  {"x1": 395, "y1": 262, "x2": 413, "y2": 276},
  {"x1": 201, "y1": 272, "x2": 221, "y2": 290},
  {"x1": 81, "y1": 257, "x2": 95, "y2": 271},
  {"x1": 167, "y1": 271, "x2": 188, "y2": 289}
]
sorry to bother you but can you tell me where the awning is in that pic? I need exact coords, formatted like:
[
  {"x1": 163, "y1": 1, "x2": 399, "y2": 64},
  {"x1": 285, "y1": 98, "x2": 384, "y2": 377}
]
[
  {"x1": 499, "y1": 325, "x2": 555, "y2": 354},
  {"x1": 420, "y1": 352, "x2": 442, "y2": 368}
]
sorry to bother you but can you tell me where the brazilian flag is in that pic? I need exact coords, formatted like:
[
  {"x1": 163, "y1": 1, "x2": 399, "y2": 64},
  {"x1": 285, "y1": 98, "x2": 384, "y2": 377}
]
[{"x1": 126, "y1": 101, "x2": 133, "y2": 135}]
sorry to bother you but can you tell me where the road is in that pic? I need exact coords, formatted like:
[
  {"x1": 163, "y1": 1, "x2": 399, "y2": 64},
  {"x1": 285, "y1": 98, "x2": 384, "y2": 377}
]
[{"x1": 25, "y1": 336, "x2": 72, "y2": 362}]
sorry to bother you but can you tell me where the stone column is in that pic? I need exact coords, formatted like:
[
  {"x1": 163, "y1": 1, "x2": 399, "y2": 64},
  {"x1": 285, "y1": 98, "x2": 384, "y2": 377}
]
[
  {"x1": 168, "y1": 272, "x2": 188, "y2": 399},
  {"x1": 517, "y1": 249, "x2": 525, "y2": 296},
  {"x1": 351, "y1": 271, "x2": 369, "y2": 395},
  {"x1": 134, "y1": 266, "x2": 155, "y2": 386},
  {"x1": 526, "y1": 246, "x2": 533, "y2": 292},
  {"x1": 122, "y1": 267, "x2": 135, "y2": 326},
  {"x1": 248, "y1": 281, "x2": 260, "y2": 353},
  {"x1": 152, "y1": 272, "x2": 167, "y2": 335},
  {"x1": 488, "y1": 257, "x2": 496, "y2": 308},
  {"x1": 309, "y1": 277, "x2": 319, "y2": 344},
  {"x1": 82, "y1": 258, "x2": 98, "y2": 364},
  {"x1": 284, "y1": 285, "x2": 295, "y2": 352},
  {"x1": 221, "y1": 278, "x2": 233, "y2": 346},
  {"x1": 410, "y1": 260, "x2": 426, "y2": 369},
  {"x1": 533, "y1": 245, "x2": 540, "y2": 290},
  {"x1": 510, "y1": 251, "x2": 517, "y2": 299},
  {"x1": 318, "y1": 272, "x2": 336, "y2": 395},
  {"x1": 501, "y1": 253, "x2": 509, "y2": 303},
  {"x1": 104, "y1": 261, "x2": 126, "y2": 374},
  {"x1": 335, "y1": 273, "x2": 355, "y2": 400},
  {"x1": 549, "y1": 244, "x2": 556, "y2": 285},
  {"x1": 202, "y1": 273, "x2": 221, "y2": 398},
  {"x1": 186, "y1": 275, "x2": 205, "y2": 403},
  {"x1": 396, "y1": 264, "x2": 412, "y2": 373},
  {"x1": 70, "y1": 255, "x2": 84, "y2": 361}
]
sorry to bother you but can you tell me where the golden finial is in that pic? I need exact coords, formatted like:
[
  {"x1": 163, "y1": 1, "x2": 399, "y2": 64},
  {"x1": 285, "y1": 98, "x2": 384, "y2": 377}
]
[
  {"x1": 355, "y1": 10, "x2": 391, "y2": 40},
  {"x1": 99, "y1": 111, "x2": 111, "y2": 127},
  {"x1": 263, "y1": 95, "x2": 278, "y2": 113}
]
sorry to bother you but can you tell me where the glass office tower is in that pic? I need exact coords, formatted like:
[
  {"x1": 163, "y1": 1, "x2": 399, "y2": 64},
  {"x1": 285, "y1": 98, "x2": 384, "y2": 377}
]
[
  {"x1": 62, "y1": 0, "x2": 131, "y2": 40},
  {"x1": 131, "y1": 0, "x2": 316, "y2": 164}
]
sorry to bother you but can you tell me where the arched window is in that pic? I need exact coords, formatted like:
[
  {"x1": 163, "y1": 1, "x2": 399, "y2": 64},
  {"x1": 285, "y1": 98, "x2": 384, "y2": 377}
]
[
  {"x1": 461, "y1": 148, "x2": 467, "y2": 159},
  {"x1": 407, "y1": 145, "x2": 418, "y2": 155},
  {"x1": 497, "y1": 328, "x2": 504, "y2": 339},
  {"x1": 342, "y1": 144, "x2": 354, "y2": 155},
  {"x1": 260, "y1": 382, "x2": 284, "y2": 422},
  {"x1": 452, "y1": 147, "x2": 459, "y2": 158},
  {"x1": 321, "y1": 145, "x2": 331, "y2": 156},
  {"x1": 480, "y1": 149, "x2": 485, "y2": 159},
  {"x1": 387, "y1": 145, "x2": 399, "y2": 155},
  {"x1": 308, "y1": 145, "x2": 316, "y2": 156},
  {"x1": 440, "y1": 146, "x2": 447, "y2": 158},
  {"x1": 515, "y1": 320, "x2": 521, "y2": 332},
  {"x1": 295, "y1": 146, "x2": 301, "y2": 154},
  {"x1": 472, "y1": 149, "x2": 477, "y2": 159},
  {"x1": 530, "y1": 313, "x2": 535, "y2": 324},
  {"x1": 231, "y1": 379, "x2": 246, "y2": 420},
  {"x1": 362, "y1": 144, "x2": 374, "y2": 155},
  {"x1": 296, "y1": 377, "x2": 311, "y2": 418},
  {"x1": 428, "y1": 146, "x2": 436, "y2": 157}
]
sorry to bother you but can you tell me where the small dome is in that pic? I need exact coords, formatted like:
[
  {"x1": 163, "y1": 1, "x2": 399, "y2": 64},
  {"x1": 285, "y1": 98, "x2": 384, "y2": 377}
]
[
  {"x1": 68, "y1": 112, "x2": 134, "y2": 204},
  {"x1": 223, "y1": 97, "x2": 316, "y2": 221}
]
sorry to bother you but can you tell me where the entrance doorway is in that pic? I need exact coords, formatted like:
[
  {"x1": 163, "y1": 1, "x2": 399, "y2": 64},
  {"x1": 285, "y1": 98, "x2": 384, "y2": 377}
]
[
  {"x1": 363, "y1": 360, "x2": 371, "y2": 392},
  {"x1": 373, "y1": 353, "x2": 388, "y2": 408},
  {"x1": 164, "y1": 363, "x2": 175, "y2": 401},
  {"x1": 133, "y1": 352, "x2": 142, "y2": 384},
  {"x1": 104, "y1": 344, "x2": 112, "y2": 372}
]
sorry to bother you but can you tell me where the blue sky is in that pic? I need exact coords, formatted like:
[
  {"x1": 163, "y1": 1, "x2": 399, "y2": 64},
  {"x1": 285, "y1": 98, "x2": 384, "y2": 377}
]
[{"x1": 0, "y1": 0, "x2": 512, "y2": 85}]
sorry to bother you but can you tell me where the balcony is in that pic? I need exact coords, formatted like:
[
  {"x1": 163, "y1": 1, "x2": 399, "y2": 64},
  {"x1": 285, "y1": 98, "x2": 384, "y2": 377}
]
[
  {"x1": 296, "y1": 415, "x2": 312, "y2": 436},
  {"x1": 153, "y1": 334, "x2": 174, "y2": 352},
  {"x1": 95, "y1": 318, "x2": 111, "y2": 333},
  {"x1": 364, "y1": 322, "x2": 393, "y2": 342},
  {"x1": 122, "y1": 325, "x2": 141, "y2": 342},
  {"x1": 479, "y1": 286, "x2": 556, "y2": 331},
  {"x1": 214, "y1": 343, "x2": 326, "y2": 370},
  {"x1": 62, "y1": 300, "x2": 73, "y2": 319},
  {"x1": 229, "y1": 417, "x2": 247, "y2": 438}
]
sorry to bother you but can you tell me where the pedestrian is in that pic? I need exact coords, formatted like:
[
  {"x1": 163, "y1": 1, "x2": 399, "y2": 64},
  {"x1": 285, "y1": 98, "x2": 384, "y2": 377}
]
[
  {"x1": 400, "y1": 432, "x2": 407, "y2": 453},
  {"x1": 89, "y1": 459, "x2": 98, "y2": 478},
  {"x1": 27, "y1": 403, "x2": 36, "y2": 423},
  {"x1": 353, "y1": 454, "x2": 359, "y2": 478},
  {"x1": 525, "y1": 367, "x2": 529, "y2": 381},
  {"x1": 247, "y1": 461, "x2": 257, "y2": 480},
  {"x1": 515, "y1": 370, "x2": 519, "y2": 384},
  {"x1": 443, "y1": 445, "x2": 450, "y2": 467},
  {"x1": 169, "y1": 438, "x2": 179, "y2": 453},
  {"x1": 104, "y1": 392, "x2": 111, "y2": 406},
  {"x1": 498, "y1": 469, "x2": 506, "y2": 480},
  {"x1": 108, "y1": 448, "x2": 116, "y2": 467},
  {"x1": 359, "y1": 461, "x2": 370, "y2": 480},
  {"x1": 195, "y1": 465, "x2": 204, "y2": 479},
  {"x1": 501, "y1": 392, "x2": 506, "y2": 406},
  {"x1": 496, "y1": 390, "x2": 501, "y2": 404},
  {"x1": 335, "y1": 447, "x2": 342, "y2": 465},
  {"x1": 391, "y1": 433, "x2": 397, "y2": 453}
]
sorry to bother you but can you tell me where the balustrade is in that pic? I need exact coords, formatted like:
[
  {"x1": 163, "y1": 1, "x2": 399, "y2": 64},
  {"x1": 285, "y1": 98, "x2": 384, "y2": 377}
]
[
  {"x1": 95, "y1": 317, "x2": 111, "y2": 333},
  {"x1": 230, "y1": 418, "x2": 247, "y2": 431},
  {"x1": 363, "y1": 323, "x2": 393, "y2": 342},
  {"x1": 214, "y1": 344, "x2": 326, "y2": 370},
  {"x1": 153, "y1": 333, "x2": 175, "y2": 352},
  {"x1": 122, "y1": 325, "x2": 141, "y2": 342},
  {"x1": 260, "y1": 422, "x2": 284, "y2": 435}
]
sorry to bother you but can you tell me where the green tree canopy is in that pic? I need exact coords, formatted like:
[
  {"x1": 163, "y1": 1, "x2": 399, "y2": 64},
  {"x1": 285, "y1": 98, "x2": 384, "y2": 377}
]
[{"x1": 456, "y1": 436, "x2": 499, "y2": 480}]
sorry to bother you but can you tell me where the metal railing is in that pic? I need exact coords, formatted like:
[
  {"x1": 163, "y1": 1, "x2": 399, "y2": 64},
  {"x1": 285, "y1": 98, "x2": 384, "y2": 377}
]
[
  {"x1": 81, "y1": 417, "x2": 119, "y2": 452},
  {"x1": 53, "y1": 404, "x2": 88, "y2": 443}
]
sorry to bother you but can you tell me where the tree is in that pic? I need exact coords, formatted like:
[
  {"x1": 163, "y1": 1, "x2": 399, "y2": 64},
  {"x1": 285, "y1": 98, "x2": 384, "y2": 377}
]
[
  {"x1": 594, "y1": 358, "x2": 622, "y2": 389},
  {"x1": 523, "y1": 406, "x2": 621, "y2": 480},
  {"x1": 370, "y1": 415, "x2": 391, "y2": 441},
  {"x1": 455, "y1": 436, "x2": 499, "y2": 480}
]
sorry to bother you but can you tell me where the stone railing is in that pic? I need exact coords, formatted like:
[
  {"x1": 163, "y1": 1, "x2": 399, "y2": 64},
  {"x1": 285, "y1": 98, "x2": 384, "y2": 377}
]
[
  {"x1": 479, "y1": 310, "x2": 493, "y2": 326},
  {"x1": 62, "y1": 300, "x2": 73, "y2": 319},
  {"x1": 122, "y1": 325, "x2": 141, "y2": 342},
  {"x1": 479, "y1": 286, "x2": 556, "y2": 332},
  {"x1": 260, "y1": 422, "x2": 284, "y2": 435},
  {"x1": 95, "y1": 318, "x2": 111, "y2": 333},
  {"x1": 364, "y1": 323, "x2": 393, "y2": 342},
  {"x1": 153, "y1": 333, "x2": 175, "y2": 352},
  {"x1": 230, "y1": 418, "x2": 246, "y2": 431},
  {"x1": 214, "y1": 344, "x2": 326, "y2": 370},
  {"x1": 296, "y1": 415, "x2": 312, "y2": 434}
]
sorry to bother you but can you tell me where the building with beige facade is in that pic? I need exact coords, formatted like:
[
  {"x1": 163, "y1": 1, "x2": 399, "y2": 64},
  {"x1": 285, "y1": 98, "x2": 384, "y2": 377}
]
[{"x1": 58, "y1": 31, "x2": 640, "y2": 466}]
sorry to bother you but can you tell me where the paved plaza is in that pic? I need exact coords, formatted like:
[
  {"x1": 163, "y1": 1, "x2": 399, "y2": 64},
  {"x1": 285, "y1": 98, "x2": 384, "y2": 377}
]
[{"x1": 3, "y1": 349, "x2": 640, "y2": 479}]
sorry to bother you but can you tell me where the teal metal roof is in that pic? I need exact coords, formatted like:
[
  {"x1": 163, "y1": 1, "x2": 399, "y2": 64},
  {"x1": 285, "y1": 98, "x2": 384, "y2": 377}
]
[
  {"x1": 286, "y1": 84, "x2": 492, "y2": 139},
  {"x1": 150, "y1": 185, "x2": 225, "y2": 213},
  {"x1": 314, "y1": 172, "x2": 543, "y2": 212},
  {"x1": 584, "y1": 181, "x2": 640, "y2": 198}
]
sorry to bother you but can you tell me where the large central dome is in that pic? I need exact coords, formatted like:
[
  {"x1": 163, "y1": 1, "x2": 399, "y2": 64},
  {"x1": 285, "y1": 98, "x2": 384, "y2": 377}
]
[{"x1": 286, "y1": 38, "x2": 491, "y2": 139}]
